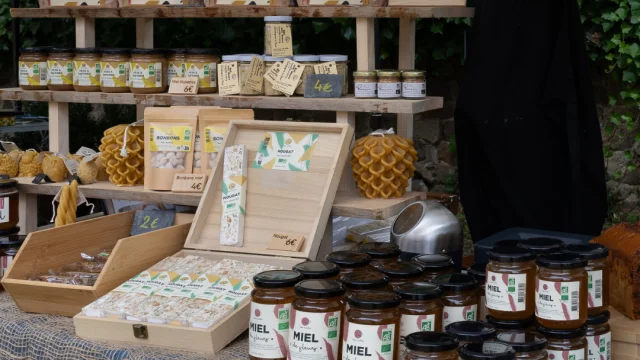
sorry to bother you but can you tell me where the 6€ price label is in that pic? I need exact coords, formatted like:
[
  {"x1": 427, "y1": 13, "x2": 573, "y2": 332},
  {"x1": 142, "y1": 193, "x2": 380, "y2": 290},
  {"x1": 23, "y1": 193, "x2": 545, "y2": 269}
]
[
  {"x1": 268, "y1": 233, "x2": 306, "y2": 252},
  {"x1": 130, "y1": 210, "x2": 175, "y2": 236}
]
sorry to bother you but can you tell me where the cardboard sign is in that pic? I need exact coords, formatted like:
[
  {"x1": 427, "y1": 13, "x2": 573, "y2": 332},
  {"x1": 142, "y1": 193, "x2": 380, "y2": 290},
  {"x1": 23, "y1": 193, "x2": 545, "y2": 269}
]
[
  {"x1": 218, "y1": 62, "x2": 240, "y2": 96},
  {"x1": 304, "y1": 74, "x2": 344, "y2": 98},
  {"x1": 271, "y1": 59, "x2": 305, "y2": 96},
  {"x1": 130, "y1": 210, "x2": 175, "y2": 236},
  {"x1": 64, "y1": 158, "x2": 79, "y2": 175},
  {"x1": 245, "y1": 56, "x2": 266, "y2": 93},
  {"x1": 168, "y1": 77, "x2": 199, "y2": 95},
  {"x1": 314, "y1": 62, "x2": 338, "y2": 75},
  {"x1": 171, "y1": 174, "x2": 207, "y2": 193},
  {"x1": 270, "y1": 24, "x2": 293, "y2": 57},
  {"x1": 268, "y1": 233, "x2": 306, "y2": 252},
  {"x1": 0, "y1": 141, "x2": 20, "y2": 153}
]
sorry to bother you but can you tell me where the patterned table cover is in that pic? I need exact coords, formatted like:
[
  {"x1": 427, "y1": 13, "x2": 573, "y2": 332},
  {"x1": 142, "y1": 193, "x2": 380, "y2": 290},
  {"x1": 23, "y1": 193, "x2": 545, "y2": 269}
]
[{"x1": 0, "y1": 292, "x2": 248, "y2": 359}]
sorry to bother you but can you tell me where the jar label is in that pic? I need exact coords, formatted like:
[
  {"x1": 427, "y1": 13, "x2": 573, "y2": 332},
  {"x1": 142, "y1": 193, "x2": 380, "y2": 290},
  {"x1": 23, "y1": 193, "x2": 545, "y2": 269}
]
[
  {"x1": 588, "y1": 270, "x2": 603, "y2": 308},
  {"x1": 249, "y1": 302, "x2": 292, "y2": 359},
  {"x1": 486, "y1": 271, "x2": 527, "y2": 312},
  {"x1": 47, "y1": 60, "x2": 73, "y2": 85},
  {"x1": 342, "y1": 322, "x2": 395, "y2": 360},
  {"x1": 100, "y1": 62, "x2": 129, "y2": 88},
  {"x1": 0, "y1": 196, "x2": 10, "y2": 224},
  {"x1": 535, "y1": 279, "x2": 580, "y2": 321},
  {"x1": 355, "y1": 82, "x2": 377, "y2": 98},
  {"x1": 288, "y1": 309, "x2": 341, "y2": 360},
  {"x1": 130, "y1": 62, "x2": 162, "y2": 89},
  {"x1": 587, "y1": 331, "x2": 611, "y2": 360},
  {"x1": 167, "y1": 61, "x2": 185, "y2": 83},
  {"x1": 402, "y1": 81, "x2": 426, "y2": 98},
  {"x1": 149, "y1": 125, "x2": 193, "y2": 152},
  {"x1": 399, "y1": 314, "x2": 435, "y2": 354},
  {"x1": 443, "y1": 305, "x2": 477, "y2": 327},
  {"x1": 377, "y1": 82, "x2": 401, "y2": 98},
  {"x1": 18, "y1": 61, "x2": 48, "y2": 86},
  {"x1": 73, "y1": 61, "x2": 100, "y2": 87},
  {"x1": 0, "y1": 255, "x2": 13, "y2": 277},
  {"x1": 186, "y1": 62, "x2": 217, "y2": 88},
  {"x1": 547, "y1": 348, "x2": 586, "y2": 360}
]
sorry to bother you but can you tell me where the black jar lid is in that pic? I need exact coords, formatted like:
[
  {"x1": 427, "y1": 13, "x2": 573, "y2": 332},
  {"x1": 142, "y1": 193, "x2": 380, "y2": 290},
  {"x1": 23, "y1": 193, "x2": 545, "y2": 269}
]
[
  {"x1": 405, "y1": 332, "x2": 459, "y2": 353},
  {"x1": 377, "y1": 261, "x2": 424, "y2": 279},
  {"x1": 496, "y1": 331, "x2": 547, "y2": 353},
  {"x1": 130, "y1": 48, "x2": 165, "y2": 55},
  {"x1": 186, "y1": 48, "x2": 220, "y2": 55},
  {"x1": 0, "y1": 179, "x2": 18, "y2": 189},
  {"x1": 326, "y1": 251, "x2": 371, "y2": 268},
  {"x1": 165, "y1": 48, "x2": 187, "y2": 54},
  {"x1": 347, "y1": 290, "x2": 400, "y2": 310},
  {"x1": 536, "y1": 253, "x2": 587, "y2": 269},
  {"x1": 253, "y1": 270, "x2": 302, "y2": 289},
  {"x1": 340, "y1": 271, "x2": 388, "y2": 290},
  {"x1": 488, "y1": 247, "x2": 536, "y2": 262},
  {"x1": 75, "y1": 48, "x2": 101, "y2": 54},
  {"x1": 517, "y1": 237, "x2": 565, "y2": 254},
  {"x1": 0, "y1": 232, "x2": 26, "y2": 249},
  {"x1": 494, "y1": 239, "x2": 522, "y2": 248},
  {"x1": 467, "y1": 263, "x2": 487, "y2": 284},
  {"x1": 50, "y1": 48, "x2": 76, "y2": 53},
  {"x1": 445, "y1": 321, "x2": 496, "y2": 342},
  {"x1": 537, "y1": 325, "x2": 586, "y2": 339},
  {"x1": 294, "y1": 280, "x2": 345, "y2": 299},
  {"x1": 394, "y1": 282, "x2": 442, "y2": 300},
  {"x1": 563, "y1": 244, "x2": 609, "y2": 260},
  {"x1": 434, "y1": 273, "x2": 477, "y2": 292},
  {"x1": 293, "y1": 261, "x2": 340, "y2": 280},
  {"x1": 586, "y1": 310, "x2": 610, "y2": 326},
  {"x1": 21, "y1": 46, "x2": 52, "y2": 53},
  {"x1": 412, "y1": 254, "x2": 455, "y2": 269},
  {"x1": 101, "y1": 48, "x2": 131, "y2": 55},
  {"x1": 359, "y1": 242, "x2": 401, "y2": 259},
  {"x1": 486, "y1": 315, "x2": 535, "y2": 330},
  {"x1": 459, "y1": 342, "x2": 516, "y2": 360}
]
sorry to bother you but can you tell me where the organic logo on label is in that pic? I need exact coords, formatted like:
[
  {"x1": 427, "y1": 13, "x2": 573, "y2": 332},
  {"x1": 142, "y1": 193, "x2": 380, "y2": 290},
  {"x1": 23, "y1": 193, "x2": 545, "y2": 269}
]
[
  {"x1": 180, "y1": 276, "x2": 189, "y2": 281},
  {"x1": 328, "y1": 316, "x2": 338, "y2": 328},
  {"x1": 600, "y1": 338, "x2": 606, "y2": 352},
  {"x1": 220, "y1": 280, "x2": 228, "y2": 284},
  {"x1": 508, "y1": 278, "x2": 516, "y2": 293},
  {"x1": 285, "y1": 139, "x2": 292, "y2": 145},
  {"x1": 561, "y1": 286, "x2": 569, "y2": 301},
  {"x1": 569, "y1": 355, "x2": 576, "y2": 360},
  {"x1": 466, "y1": 311, "x2": 475, "y2": 320},
  {"x1": 589, "y1": 274, "x2": 593, "y2": 289},
  {"x1": 421, "y1": 321, "x2": 432, "y2": 331},
  {"x1": 278, "y1": 309, "x2": 289, "y2": 320},
  {"x1": 355, "y1": 330, "x2": 362, "y2": 339}
]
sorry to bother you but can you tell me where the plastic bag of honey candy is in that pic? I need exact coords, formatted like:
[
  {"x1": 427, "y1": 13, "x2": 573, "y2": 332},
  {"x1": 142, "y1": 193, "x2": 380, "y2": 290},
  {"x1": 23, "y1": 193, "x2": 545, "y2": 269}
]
[
  {"x1": 18, "y1": 149, "x2": 43, "y2": 177},
  {"x1": 42, "y1": 154, "x2": 69, "y2": 182},
  {"x1": 62, "y1": 261, "x2": 105, "y2": 274},
  {"x1": 36, "y1": 275, "x2": 81, "y2": 285},
  {"x1": 0, "y1": 153, "x2": 19, "y2": 178},
  {"x1": 62, "y1": 272, "x2": 100, "y2": 286},
  {"x1": 81, "y1": 248, "x2": 112, "y2": 262}
]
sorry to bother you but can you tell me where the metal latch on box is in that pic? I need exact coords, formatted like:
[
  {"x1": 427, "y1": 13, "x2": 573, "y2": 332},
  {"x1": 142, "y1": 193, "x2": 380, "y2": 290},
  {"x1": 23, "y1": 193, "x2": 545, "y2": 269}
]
[{"x1": 133, "y1": 324, "x2": 148, "y2": 339}]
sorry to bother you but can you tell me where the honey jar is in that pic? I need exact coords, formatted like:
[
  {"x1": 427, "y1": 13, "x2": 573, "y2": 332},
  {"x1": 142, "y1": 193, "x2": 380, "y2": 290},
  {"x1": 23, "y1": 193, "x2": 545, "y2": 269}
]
[
  {"x1": 517, "y1": 237, "x2": 565, "y2": 256},
  {"x1": 359, "y1": 242, "x2": 401, "y2": 267},
  {"x1": 292, "y1": 261, "x2": 340, "y2": 280},
  {"x1": 486, "y1": 315, "x2": 536, "y2": 334},
  {"x1": 19, "y1": 47, "x2": 50, "y2": 90},
  {"x1": 537, "y1": 326, "x2": 588, "y2": 360},
  {"x1": 562, "y1": 244, "x2": 610, "y2": 316},
  {"x1": 353, "y1": 71, "x2": 378, "y2": 99},
  {"x1": 413, "y1": 254, "x2": 455, "y2": 281},
  {"x1": 585, "y1": 310, "x2": 611, "y2": 360},
  {"x1": 377, "y1": 71, "x2": 402, "y2": 99},
  {"x1": 459, "y1": 342, "x2": 516, "y2": 360},
  {"x1": 434, "y1": 273, "x2": 479, "y2": 327},
  {"x1": 395, "y1": 282, "x2": 444, "y2": 354},
  {"x1": 47, "y1": 48, "x2": 75, "y2": 91},
  {"x1": 445, "y1": 321, "x2": 496, "y2": 347},
  {"x1": 401, "y1": 70, "x2": 426, "y2": 99},
  {"x1": 73, "y1": 48, "x2": 101, "y2": 92},
  {"x1": 326, "y1": 251, "x2": 372, "y2": 277},
  {"x1": 486, "y1": 247, "x2": 536, "y2": 320},
  {"x1": 495, "y1": 331, "x2": 548, "y2": 360},
  {"x1": 377, "y1": 261, "x2": 424, "y2": 288},
  {"x1": 403, "y1": 332, "x2": 459, "y2": 360}
]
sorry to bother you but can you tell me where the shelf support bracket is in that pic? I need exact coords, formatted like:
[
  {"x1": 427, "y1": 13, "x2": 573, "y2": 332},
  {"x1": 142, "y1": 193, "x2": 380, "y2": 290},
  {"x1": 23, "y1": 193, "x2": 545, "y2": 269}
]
[
  {"x1": 398, "y1": 18, "x2": 416, "y2": 190},
  {"x1": 136, "y1": 19, "x2": 154, "y2": 121},
  {"x1": 18, "y1": 193, "x2": 37, "y2": 235},
  {"x1": 48, "y1": 102, "x2": 69, "y2": 155}
]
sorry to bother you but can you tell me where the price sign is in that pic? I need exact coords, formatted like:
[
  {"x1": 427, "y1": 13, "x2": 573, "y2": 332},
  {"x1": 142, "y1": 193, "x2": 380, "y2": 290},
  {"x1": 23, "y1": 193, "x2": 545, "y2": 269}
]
[
  {"x1": 303, "y1": 74, "x2": 344, "y2": 98},
  {"x1": 171, "y1": 174, "x2": 208, "y2": 193},
  {"x1": 130, "y1": 210, "x2": 176, "y2": 236},
  {"x1": 268, "y1": 233, "x2": 306, "y2": 252},
  {"x1": 168, "y1": 77, "x2": 200, "y2": 95}
]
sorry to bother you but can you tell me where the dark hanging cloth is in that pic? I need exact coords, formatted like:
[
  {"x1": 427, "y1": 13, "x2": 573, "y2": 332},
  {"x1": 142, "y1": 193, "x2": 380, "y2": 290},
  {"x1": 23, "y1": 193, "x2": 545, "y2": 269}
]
[{"x1": 454, "y1": 0, "x2": 607, "y2": 241}]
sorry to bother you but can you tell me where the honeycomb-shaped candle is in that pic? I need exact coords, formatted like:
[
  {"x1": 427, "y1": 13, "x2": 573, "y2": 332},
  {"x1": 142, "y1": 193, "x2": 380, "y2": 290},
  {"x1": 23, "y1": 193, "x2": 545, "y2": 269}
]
[
  {"x1": 99, "y1": 125, "x2": 144, "y2": 186},
  {"x1": 351, "y1": 134, "x2": 418, "y2": 199}
]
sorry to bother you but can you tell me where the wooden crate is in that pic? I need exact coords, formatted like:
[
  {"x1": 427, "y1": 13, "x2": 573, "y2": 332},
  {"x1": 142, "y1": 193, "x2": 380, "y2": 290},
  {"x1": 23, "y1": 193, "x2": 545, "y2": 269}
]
[
  {"x1": 610, "y1": 306, "x2": 640, "y2": 359},
  {"x1": 74, "y1": 120, "x2": 353, "y2": 354},
  {"x1": 2, "y1": 212, "x2": 193, "y2": 317}
]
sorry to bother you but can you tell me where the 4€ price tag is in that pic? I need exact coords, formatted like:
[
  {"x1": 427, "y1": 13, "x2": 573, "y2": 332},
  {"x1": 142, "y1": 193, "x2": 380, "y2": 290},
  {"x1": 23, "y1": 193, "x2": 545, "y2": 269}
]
[
  {"x1": 268, "y1": 233, "x2": 306, "y2": 252},
  {"x1": 171, "y1": 174, "x2": 207, "y2": 193}
]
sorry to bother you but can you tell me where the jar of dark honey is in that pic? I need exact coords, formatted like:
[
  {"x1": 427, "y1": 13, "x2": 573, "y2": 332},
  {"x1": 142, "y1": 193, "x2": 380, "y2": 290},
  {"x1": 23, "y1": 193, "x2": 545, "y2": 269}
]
[
  {"x1": 292, "y1": 261, "x2": 340, "y2": 280},
  {"x1": 486, "y1": 247, "x2": 536, "y2": 320},
  {"x1": 395, "y1": 282, "x2": 444, "y2": 354},
  {"x1": 412, "y1": 254, "x2": 455, "y2": 281},
  {"x1": 562, "y1": 244, "x2": 610, "y2": 316},
  {"x1": 326, "y1": 251, "x2": 372, "y2": 277}
]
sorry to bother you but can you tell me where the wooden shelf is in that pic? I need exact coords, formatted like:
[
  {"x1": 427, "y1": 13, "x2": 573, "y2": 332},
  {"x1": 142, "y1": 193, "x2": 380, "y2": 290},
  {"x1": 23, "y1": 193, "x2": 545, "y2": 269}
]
[
  {"x1": 10, "y1": 6, "x2": 474, "y2": 19},
  {"x1": 0, "y1": 88, "x2": 442, "y2": 114},
  {"x1": 15, "y1": 177, "x2": 424, "y2": 219}
]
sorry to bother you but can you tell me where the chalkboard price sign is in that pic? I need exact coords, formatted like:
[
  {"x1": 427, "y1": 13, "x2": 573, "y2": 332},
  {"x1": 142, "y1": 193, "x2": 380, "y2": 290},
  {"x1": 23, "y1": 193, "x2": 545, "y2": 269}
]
[
  {"x1": 303, "y1": 74, "x2": 344, "y2": 98},
  {"x1": 130, "y1": 210, "x2": 176, "y2": 236}
]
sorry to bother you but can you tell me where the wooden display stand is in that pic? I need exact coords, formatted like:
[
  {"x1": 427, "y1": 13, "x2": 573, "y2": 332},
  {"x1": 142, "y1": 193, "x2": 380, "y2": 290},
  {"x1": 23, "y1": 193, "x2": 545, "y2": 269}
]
[
  {"x1": 612, "y1": 307, "x2": 640, "y2": 359},
  {"x1": 73, "y1": 120, "x2": 352, "y2": 354}
]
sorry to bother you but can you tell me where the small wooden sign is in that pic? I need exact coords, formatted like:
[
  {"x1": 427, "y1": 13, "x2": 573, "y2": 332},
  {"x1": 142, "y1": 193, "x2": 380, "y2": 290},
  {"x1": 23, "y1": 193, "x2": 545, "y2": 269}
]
[
  {"x1": 171, "y1": 174, "x2": 208, "y2": 193},
  {"x1": 268, "y1": 233, "x2": 306, "y2": 252},
  {"x1": 168, "y1": 77, "x2": 199, "y2": 95},
  {"x1": 130, "y1": 210, "x2": 175, "y2": 236},
  {"x1": 304, "y1": 74, "x2": 344, "y2": 98}
]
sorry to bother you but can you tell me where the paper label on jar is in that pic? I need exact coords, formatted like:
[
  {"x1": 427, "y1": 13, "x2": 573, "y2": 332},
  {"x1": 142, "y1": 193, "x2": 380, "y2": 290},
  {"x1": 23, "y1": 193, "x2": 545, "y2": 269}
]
[
  {"x1": 73, "y1": 61, "x2": 100, "y2": 87},
  {"x1": 186, "y1": 62, "x2": 217, "y2": 89},
  {"x1": 249, "y1": 302, "x2": 292, "y2": 359},
  {"x1": 587, "y1": 332, "x2": 611, "y2": 360},
  {"x1": 270, "y1": 24, "x2": 293, "y2": 57},
  {"x1": 399, "y1": 314, "x2": 436, "y2": 354},
  {"x1": 355, "y1": 82, "x2": 377, "y2": 98},
  {"x1": 0, "y1": 254, "x2": 13, "y2": 277},
  {"x1": 100, "y1": 61, "x2": 129, "y2": 88},
  {"x1": 486, "y1": 271, "x2": 527, "y2": 312},
  {"x1": 218, "y1": 62, "x2": 240, "y2": 96},
  {"x1": 19, "y1": 61, "x2": 48, "y2": 86},
  {"x1": 130, "y1": 61, "x2": 162, "y2": 89},
  {"x1": 167, "y1": 61, "x2": 185, "y2": 83},
  {"x1": 0, "y1": 197, "x2": 9, "y2": 225},
  {"x1": 342, "y1": 322, "x2": 395, "y2": 360},
  {"x1": 314, "y1": 62, "x2": 338, "y2": 75},
  {"x1": 271, "y1": 59, "x2": 305, "y2": 96},
  {"x1": 205, "y1": 126, "x2": 227, "y2": 153},
  {"x1": 588, "y1": 270, "x2": 603, "y2": 308},
  {"x1": 288, "y1": 309, "x2": 340, "y2": 360},
  {"x1": 264, "y1": 62, "x2": 282, "y2": 85},
  {"x1": 402, "y1": 81, "x2": 426, "y2": 98},
  {"x1": 47, "y1": 60, "x2": 73, "y2": 85},
  {"x1": 246, "y1": 56, "x2": 266, "y2": 92},
  {"x1": 149, "y1": 125, "x2": 193, "y2": 152},
  {"x1": 378, "y1": 82, "x2": 401, "y2": 98},
  {"x1": 536, "y1": 279, "x2": 581, "y2": 321},
  {"x1": 548, "y1": 348, "x2": 586, "y2": 360},
  {"x1": 443, "y1": 305, "x2": 477, "y2": 327},
  {"x1": 253, "y1": 131, "x2": 319, "y2": 172}
]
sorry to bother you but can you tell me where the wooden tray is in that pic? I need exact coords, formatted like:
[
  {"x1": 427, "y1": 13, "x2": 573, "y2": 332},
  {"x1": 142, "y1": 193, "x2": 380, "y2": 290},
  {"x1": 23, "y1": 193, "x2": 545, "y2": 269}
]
[{"x1": 2, "y1": 212, "x2": 193, "y2": 317}]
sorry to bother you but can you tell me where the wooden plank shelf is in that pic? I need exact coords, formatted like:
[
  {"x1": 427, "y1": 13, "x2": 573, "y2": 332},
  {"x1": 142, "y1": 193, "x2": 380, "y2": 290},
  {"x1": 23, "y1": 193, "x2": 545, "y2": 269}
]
[
  {"x1": 15, "y1": 177, "x2": 424, "y2": 220},
  {"x1": 0, "y1": 88, "x2": 442, "y2": 114},
  {"x1": 10, "y1": 6, "x2": 474, "y2": 19}
]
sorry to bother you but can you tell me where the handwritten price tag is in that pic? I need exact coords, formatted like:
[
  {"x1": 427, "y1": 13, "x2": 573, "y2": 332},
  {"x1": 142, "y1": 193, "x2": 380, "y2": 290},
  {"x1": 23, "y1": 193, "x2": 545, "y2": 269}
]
[
  {"x1": 130, "y1": 210, "x2": 176, "y2": 236},
  {"x1": 268, "y1": 233, "x2": 306, "y2": 252},
  {"x1": 171, "y1": 174, "x2": 208, "y2": 193},
  {"x1": 303, "y1": 74, "x2": 344, "y2": 98},
  {"x1": 168, "y1": 77, "x2": 199, "y2": 95}
]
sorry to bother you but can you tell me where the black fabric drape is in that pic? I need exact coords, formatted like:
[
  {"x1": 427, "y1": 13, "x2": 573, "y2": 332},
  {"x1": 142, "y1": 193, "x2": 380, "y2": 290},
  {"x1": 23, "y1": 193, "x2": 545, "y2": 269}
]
[{"x1": 454, "y1": 0, "x2": 607, "y2": 241}]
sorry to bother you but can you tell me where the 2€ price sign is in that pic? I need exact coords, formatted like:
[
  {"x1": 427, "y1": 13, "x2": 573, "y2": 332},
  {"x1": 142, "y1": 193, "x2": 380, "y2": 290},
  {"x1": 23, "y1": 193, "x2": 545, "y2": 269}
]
[{"x1": 130, "y1": 210, "x2": 176, "y2": 236}]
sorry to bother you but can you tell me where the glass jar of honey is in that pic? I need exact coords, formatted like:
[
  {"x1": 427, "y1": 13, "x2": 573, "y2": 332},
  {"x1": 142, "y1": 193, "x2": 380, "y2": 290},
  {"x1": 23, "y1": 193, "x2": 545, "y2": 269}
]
[
  {"x1": 562, "y1": 244, "x2": 610, "y2": 316},
  {"x1": 412, "y1": 254, "x2": 455, "y2": 281},
  {"x1": 359, "y1": 242, "x2": 401, "y2": 268},
  {"x1": 585, "y1": 310, "x2": 611, "y2": 360},
  {"x1": 537, "y1": 326, "x2": 588, "y2": 360},
  {"x1": 377, "y1": 262, "x2": 424, "y2": 288},
  {"x1": 517, "y1": 237, "x2": 565, "y2": 256},
  {"x1": 486, "y1": 247, "x2": 536, "y2": 320},
  {"x1": 495, "y1": 331, "x2": 548, "y2": 360},
  {"x1": 445, "y1": 321, "x2": 496, "y2": 347},
  {"x1": 18, "y1": 47, "x2": 50, "y2": 90},
  {"x1": 434, "y1": 273, "x2": 479, "y2": 327},
  {"x1": 341, "y1": 271, "x2": 389, "y2": 299},
  {"x1": 395, "y1": 282, "x2": 444, "y2": 354},
  {"x1": 326, "y1": 251, "x2": 372, "y2": 277},
  {"x1": 292, "y1": 261, "x2": 340, "y2": 280},
  {"x1": 47, "y1": 48, "x2": 75, "y2": 91},
  {"x1": 403, "y1": 332, "x2": 459, "y2": 360},
  {"x1": 459, "y1": 342, "x2": 516, "y2": 360}
]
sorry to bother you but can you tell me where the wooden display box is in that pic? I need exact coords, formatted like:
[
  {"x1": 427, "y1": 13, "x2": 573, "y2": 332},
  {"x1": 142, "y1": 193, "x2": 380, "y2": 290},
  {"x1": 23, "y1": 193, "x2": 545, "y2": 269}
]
[
  {"x1": 2, "y1": 211, "x2": 193, "y2": 317},
  {"x1": 74, "y1": 120, "x2": 353, "y2": 355},
  {"x1": 612, "y1": 306, "x2": 640, "y2": 360}
]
